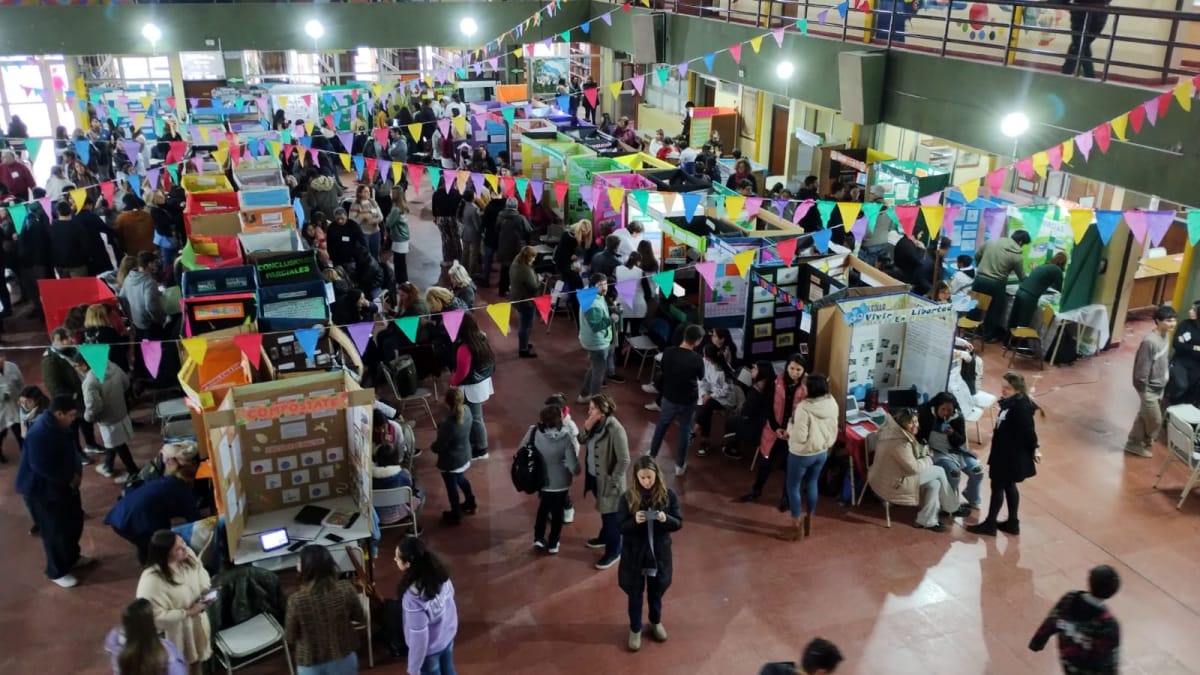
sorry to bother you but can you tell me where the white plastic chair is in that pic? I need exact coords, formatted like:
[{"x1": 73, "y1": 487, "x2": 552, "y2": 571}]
[
  {"x1": 623, "y1": 335, "x2": 660, "y2": 383},
  {"x1": 213, "y1": 613, "x2": 293, "y2": 675},
  {"x1": 373, "y1": 486, "x2": 421, "y2": 538},
  {"x1": 1155, "y1": 404, "x2": 1200, "y2": 509},
  {"x1": 968, "y1": 391, "x2": 998, "y2": 443}
]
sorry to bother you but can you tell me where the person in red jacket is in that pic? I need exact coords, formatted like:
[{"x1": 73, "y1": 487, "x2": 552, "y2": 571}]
[{"x1": 0, "y1": 149, "x2": 36, "y2": 202}]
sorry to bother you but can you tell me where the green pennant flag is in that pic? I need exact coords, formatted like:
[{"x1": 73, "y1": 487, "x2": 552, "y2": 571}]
[
  {"x1": 652, "y1": 269, "x2": 676, "y2": 298},
  {"x1": 455, "y1": 68, "x2": 468, "y2": 80},
  {"x1": 180, "y1": 239, "x2": 200, "y2": 270},
  {"x1": 631, "y1": 190, "x2": 650, "y2": 214},
  {"x1": 515, "y1": 177, "x2": 529, "y2": 199},
  {"x1": 816, "y1": 200, "x2": 836, "y2": 228},
  {"x1": 78, "y1": 344, "x2": 111, "y2": 382},
  {"x1": 560, "y1": 30, "x2": 571, "y2": 42},
  {"x1": 167, "y1": 163, "x2": 180, "y2": 184},
  {"x1": 154, "y1": 117, "x2": 164, "y2": 137},
  {"x1": 501, "y1": 107, "x2": 516, "y2": 126},
  {"x1": 861, "y1": 201, "x2": 883, "y2": 233},
  {"x1": 281, "y1": 130, "x2": 292, "y2": 145},
  {"x1": 1188, "y1": 210, "x2": 1200, "y2": 246},
  {"x1": 713, "y1": 195, "x2": 726, "y2": 217},
  {"x1": 8, "y1": 203, "x2": 26, "y2": 234},
  {"x1": 657, "y1": 68, "x2": 670, "y2": 86},
  {"x1": 394, "y1": 316, "x2": 421, "y2": 343},
  {"x1": 426, "y1": 166, "x2": 442, "y2": 191},
  {"x1": 796, "y1": 18, "x2": 809, "y2": 34},
  {"x1": 24, "y1": 138, "x2": 42, "y2": 161},
  {"x1": 1020, "y1": 205, "x2": 1048, "y2": 240},
  {"x1": 235, "y1": 96, "x2": 246, "y2": 108}
]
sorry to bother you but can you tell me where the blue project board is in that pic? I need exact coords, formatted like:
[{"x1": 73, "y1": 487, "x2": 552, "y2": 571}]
[{"x1": 257, "y1": 280, "x2": 329, "y2": 332}]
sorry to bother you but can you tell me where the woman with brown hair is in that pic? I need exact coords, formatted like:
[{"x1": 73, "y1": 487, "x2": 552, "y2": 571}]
[
  {"x1": 509, "y1": 245, "x2": 541, "y2": 358},
  {"x1": 105, "y1": 598, "x2": 188, "y2": 675},
  {"x1": 432, "y1": 387, "x2": 478, "y2": 524},
  {"x1": 967, "y1": 371, "x2": 1044, "y2": 536},
  {"x1": 135, "y1": 531, "x2": 212, "y2": 674},
  {"x1": 580, "y1": 393, "x2": 630, "y2": 571},
  {"x1": 725, "y1": 157, "x2": 757, "y2": 193},
  {"x1": 349, "y1": 184, "x2": 384, "y2": 260},
  {"x1": 617, "y1": 455, "x2": 682, "y2": 652},
  {"x1": 284, "y1": 545, "x2": 365, "y2": 673},
  {"x1": 449, "y1": 313, "x2": 495, "y2": 460},
  {"x1": 83, "y1": 303, "x2": 129, "y2": 373},
  {"x1": 386, "y1": 186, "x2": 411, "y2": 284}
]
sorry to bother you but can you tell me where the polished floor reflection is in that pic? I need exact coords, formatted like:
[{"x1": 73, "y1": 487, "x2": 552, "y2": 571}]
[{"x1": 1, "y1": 196, "x2": 1198, "y2": 674}]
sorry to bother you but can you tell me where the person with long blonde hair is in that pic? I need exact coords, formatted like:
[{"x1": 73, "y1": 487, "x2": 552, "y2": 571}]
[
  {"x1": 967, "y1": 371, "x2": 1045, "y2": 537},
  {"x1": 115, "y1": 255, "x2": 138, "y2": 290},
  {"x1": 617, "y1": 456, "x2": 682, "y2": 652},
  {"x1": 431, "y1": 387, "x2": 477, "y2": 525}
]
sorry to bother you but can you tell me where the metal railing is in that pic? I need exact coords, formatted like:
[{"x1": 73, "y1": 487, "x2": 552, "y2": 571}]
[{"x1": 642, "y1": 0, "x2": 1200, "y2": 86}]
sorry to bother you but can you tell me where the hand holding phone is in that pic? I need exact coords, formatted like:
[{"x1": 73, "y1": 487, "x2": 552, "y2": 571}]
[
  {"x1": 202, "y1": 589, "x2": 218, "y2": 604},
  {"x1": 643, "y1": 510, "x2": 660, "y2": 522}
]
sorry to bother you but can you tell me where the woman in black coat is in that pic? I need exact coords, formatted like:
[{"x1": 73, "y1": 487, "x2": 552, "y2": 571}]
[
  {"x1": 617, "y1": 455, "x2": 682, "y2": 653},
  {"x1": 1167, "y1": 300, "x2": 1200, "y2": 405},
  {"x1": 967, "y1": 371, "x2": 1042, "y2": 537}
]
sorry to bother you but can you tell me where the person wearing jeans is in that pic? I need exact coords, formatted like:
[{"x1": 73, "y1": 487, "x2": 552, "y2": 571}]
[
  {"x1": 781, "y1": 374, "x2": 839, "y2": 541},
  {"x1": 449, "y1": 314, "x2": 495, "y2": 460},
  {"x1": 74, "y1": 354, "x2": 138, "y2": 482},
  {"x1": 576, "y1": 275, "x2": 622, "y2": 403},
  {"x1": 918, "y1": 392, "x2": 984, "y2": 509},
  {"x1": 870, "y1": 408, "x2": 967, "y2": 534},
  {"x1": 509, "y1": 246, "x2": 541, "y2": 358},
  {"x1": 529, "y1": 404, "x2": 581, "y2": 553},
  {"x1": 648, "y1": 325, "x2": 706, "y2": 476},
  {"x1": 392, "y1": 537, "x2": 460, "y2": 675},
  {"x1": 580, "y1": 394, "x2": 629, "y2": 570}
]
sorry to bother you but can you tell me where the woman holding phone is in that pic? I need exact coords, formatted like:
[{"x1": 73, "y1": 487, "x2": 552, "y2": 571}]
[
  {"x1": 617, "y1": 456, "x2": 682, "y2": 652},
  {"x1": 135, "y1": 530, "x2": 213, "y2": 675}
]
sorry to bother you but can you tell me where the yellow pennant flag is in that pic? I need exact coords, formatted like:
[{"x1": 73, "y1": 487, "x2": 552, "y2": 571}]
[
  {"x1": 1174, "y1": 79, "x2": 1194, "y2": 112},
  {"x1": 1061, "y1": 139, "x2": 1074, "y2": 165},
  {"x1": 640, "y1": 0, "x2": 650, "y2": 5},
  {"x1": 733, "y1": 250, "x2": 756, "y2": 278},
  {"x1": 70, "y1": 187, "x2": 88, "y2": 212},
  {"x1": 198, "y1": 126, "x2": 211, "y2": 144},
  {"x1": 513, "y1": 47, "x2": 523, "y2": 59},
  {"x1": 370, "y1": 83, "x2": 384, "y2": 98},
  {"x1": 486, "y1": 303, "x2": 512, "y2": 336},
  {"x1": 1031, "y1": 151, "x2": 1049, "y2": 178},
  {"x1": 279, "y1": 95, "x2": 289, "y2": 108},
  {"x1": 181, "y1": 336, "x2": 208, "y2": 364},
  {"x1": 607, "y1": 187, "x2": 625, "y2": 212},
  {"x1": 134, "y1": 113, "x2": 146, "y2": 131},
  {"x1": 749, "y1": 36, "x2": 764, "y2": 53},
  {"x1": 959, "y1": 180, "x2": 980, "y2": 203},
  {"x1": 609, "y1": 82, "x2": 623, "y2": 101},
  {"x1": 407, "y1": 123, "x2": 424, "y2": 142},
  {"x1": 305, "y1": 122, "x2": 315, "y2": 137},
  {"x1": 920, "y1": 205, "x2": 946, "y2": 239},
  {"x1": 211, "y1": 147, "x2": 228, "y2": 167},
  {"x1": 339, "y1": 153, "x2": 352, "y2": 171},
  {"x1": 484, "y1": 173, "x2": 499, "y2": 193},
  {"x1": 724, "y1": 195, "x2": 746, "y2": 217},
  {"x1": 452, "y1": 116, "x2": 468, "y2": 137},
  {"x1": 267, "y1": 141, "x2": 281, "y2": 158},
  {"x1": 139, "y1": 95, "x2": 152, "y2": 110},
  {"x1": 1068, "y1": 208, "x2": 1094, "y2": 244},
  {"x1": 837, "y1": 202, "x2": 861, "y2": 231},
  {"x1": 1110, "y1": 113, "x2": 1129, "y2": 141}
]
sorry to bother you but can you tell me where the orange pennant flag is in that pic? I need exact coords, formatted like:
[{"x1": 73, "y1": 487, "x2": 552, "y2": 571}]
[
  {"x1": 661, "y1": 191, "x2": 678, "y2": 214},
  {"x1": 486, "y1": 303, "x2": 512, "y2": 336}
]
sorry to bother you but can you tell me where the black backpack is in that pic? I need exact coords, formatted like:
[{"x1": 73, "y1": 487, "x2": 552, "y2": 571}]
[{"x1": 510, "y1": 427, "x2": 546, "y2": 495}]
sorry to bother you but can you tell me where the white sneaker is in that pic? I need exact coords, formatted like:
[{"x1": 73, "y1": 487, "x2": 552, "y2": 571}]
[
  {"x1": 95, "y1": 465, "x2": 115, "y2": 478},
  {"x1": 533, "y1": 540, "x2": 546, "y2": 550},
  {"x1": 73, "y1": 555, "x2": 97, "y2": 569},
  {"x1": 83, "y1": 446, "x2": 105, "y2": 456},
  {"x1": 113, "y1": 474, "x2": 129, "y2": 485},
  {"x1": 641, "y1": 383, "x2": 658, "y2": 394},
  {"x1": 674, "y1": 463, "x2": 687, "y2": 477},
  {"x1": 51, "y1": 574, "x2": 79, "y2": 588},
  {"x1": 563, "y1": 507, "x2": 575, "y2": 524},
  {"x1": 644, "y1": 402, "x2": 660, "y2": 412},
  {"x1": 547, "y1": 544, "x2": 560, "y2": 554}
]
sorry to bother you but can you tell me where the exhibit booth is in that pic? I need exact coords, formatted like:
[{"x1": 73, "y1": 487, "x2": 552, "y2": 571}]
[
  {"x1": 874, "y1": 160, "x2": 952, "y2": 202},
  {"x1": 687, "y1": 107, "x2": 739, "y2": 149},
  {"x1": 509, "y1": 118, "x2": 558, "y2": 172},
  {"x1": 521, "y1": 136, "x2": 596, "y2": 182}
]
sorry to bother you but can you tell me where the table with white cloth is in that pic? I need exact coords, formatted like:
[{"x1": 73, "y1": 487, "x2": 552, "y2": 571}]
[{"x1": 1034, "y1": 301, "x2": 1110, "y2": 360}]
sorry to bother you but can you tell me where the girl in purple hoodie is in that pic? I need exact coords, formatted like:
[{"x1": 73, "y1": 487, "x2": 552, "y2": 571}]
[
  {"x1": 104, "y1": 598, "x2": 188, "y2": 675},
  {"x1": 395, "y1": 537, "x2": 459, "y2": 675}
]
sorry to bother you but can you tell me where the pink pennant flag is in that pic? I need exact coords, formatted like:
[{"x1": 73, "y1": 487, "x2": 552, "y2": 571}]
[
  {"x1": 942, "y1": 205, "x2": 961, "y2": 238},
  {"x1": 442, "y1": 310, "x2": 465, "y2": 341},
  {"x1": 986, "y1": 169, "x2": 1006, "y2": 197},
  {"x1": 695, "y1": 261, "x2": 717, "y2": 290},
  {"x1": 893, "y1": 205, "x2": 920, "y2": 236},
  {"x1": 192, "y1": 156, "x2": 204, "y2": 174},
  {"x1": 772, "y1": 27, "x2": 786, "y2": 48},
  {"x1": 437, "y1": 118, "x2": 451, "y2": 139},
  {"x1": 554, "y1": 181, "x2": 569, "y2": 205},
  {"x1": 444, "y1": 170, "x2": 458, "y2": 193},
  {"x1": 1143, "y1": 98, "x2": 1159, "y2": 126},
  {"x1": 347, "y1": 322, "x2": 374, "y2": 355},
  {"x1": 471, "y1": 172, "x2": 485, "y2": 196},
  {"x1": 631, "y1": 75, "x2": 645, "y2": 95},
  {"x1": 1145, "y1": 210, "x2": 1175, "y2": 247},
  {"x1": 983, "y1": 207, "x2": 1007, "y2": 241},
  {"x1": 308, "y1": 148, "x2": 319, "y2": 165},
  {"x1": 792, "y1": 199, "x2": 815, "y2": 224},
  {"x1": 37, "y1": 197, "x2": 52, "y2": 218},
  {"x1": 407, "y1": 163, "x2": 425, "y2": 193},
  {"x1": 1075, "y1": 130, "x2": 1094, "y2": 160},
  {"x1": 919, "y1": 193, "x2": 942, "y2": 207},
  {"x1": 488, "y1": 57, "x2": 499, "y2": 71},
  {"x1": 141, "y1": 340, "x2": 162, "y2": 379},
  {"x1": 580, "y1": 185, "x2": 595, "y2": 209},
  {"x1": 1123, "y1": 210, "x2": 1146, "y2": 244},
  {"x1": 1046, "y1": 144, "x2": 1063, "y2": 171},
  {"x1": 775, "y1": 237, "x2": 799, "y2": 265},
  {"x1": 473, "y1": 113, "x2": 488, "y2": 131},
  {"x1": 745, "y1": 197, "x2": 763, "y2": 218},
  {"x1": 1014, "y1": 157, "x2": 1034, "y2": 179},
  {"x1": 729, "y1": 44, "x2": 743, "y2": 64},
  {"x1": 1093, "y1": 122, "x2": 1113, "y2": 154},
  {"x1": 377, "y1": 159, "x2": 391, "y2": 184},
  {"x1": 677, "y1": 62, "x2": 689, "y2": 77}
]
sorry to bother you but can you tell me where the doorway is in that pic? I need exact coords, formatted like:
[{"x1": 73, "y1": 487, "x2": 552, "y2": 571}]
[
  {"x1": 768, "y1": 104, "x2": 789, "y2": 178},
  {"x1": 698, "y1": 79, "x2": 716, "y2": 107}
]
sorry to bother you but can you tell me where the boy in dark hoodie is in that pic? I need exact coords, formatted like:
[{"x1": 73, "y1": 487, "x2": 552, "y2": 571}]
[{"x1": 1029, "y1": 565, "x2": 1121, "y2": 674}]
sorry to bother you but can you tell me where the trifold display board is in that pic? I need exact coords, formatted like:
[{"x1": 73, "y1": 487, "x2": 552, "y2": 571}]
[
  {"x1": 817, "y1": 292, "x2": 957, "y2": 424},
  {"x1": 182, "y1": 266, "x2": 258, "y2": 337},
  {"x1": 743, "y1": 262, "x2": 808, "y2": 362},
  {"x1": 205, "y1": 371, "x2": 375, "y2": 556}
]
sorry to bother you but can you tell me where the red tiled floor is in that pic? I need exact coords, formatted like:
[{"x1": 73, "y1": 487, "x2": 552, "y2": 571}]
[{"x1": 3, "y1": 193, "x2": 1200, "y2": 673}]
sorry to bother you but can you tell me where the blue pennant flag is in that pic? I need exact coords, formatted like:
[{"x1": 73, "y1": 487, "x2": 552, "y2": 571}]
[
  {"x1": 294, "y1": 328, "x2": 322, "y2": 359},
  {"x1": 74, "y1": 139, "x2": 91, "y2": 165},
  {"x1": 577, "y1": 286, "x2": 599, "y2": 312},
  {"x1": 681, "y1": 192, "x2": 703, "y2": 222},
  {"x1": 812, "y1": 228, "x2": 833, "y2": 253},
  {"x1": 703, "y1": 53, "x2": 715, "y2": 72},
  {"x1": 293, "y1": 198, "x2": 306, "y2": 225},
  {"x1": 1094, "y1": 210, "x2": 1122, "y2": 245}
]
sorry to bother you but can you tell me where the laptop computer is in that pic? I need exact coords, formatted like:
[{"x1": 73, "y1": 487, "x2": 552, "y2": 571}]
[{"x1": 258, "y1": 528, "x2": 290, "y2": 553}]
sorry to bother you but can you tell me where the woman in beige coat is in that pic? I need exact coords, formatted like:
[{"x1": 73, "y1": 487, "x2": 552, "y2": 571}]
[
  {"x1": 867, "y1": 409, "x2": 963, "y2": 532},
  {"x1": 783, "y1": 374, "x2": 840, "y2": 541},
  {"x1": 135, "y1": 530, "x2": 213, "y2": 674},
  {"x1": 580, "y1": 393, "x2": 630, "y2": 571}
]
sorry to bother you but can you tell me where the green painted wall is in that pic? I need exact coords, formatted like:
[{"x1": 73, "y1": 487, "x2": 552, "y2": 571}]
[
  {"x1": 4, "y1": 0, "x2": 1196, "y2": 205},
  {"x1": 0, "y1": 2, "x2": 590, "y2": 53}
]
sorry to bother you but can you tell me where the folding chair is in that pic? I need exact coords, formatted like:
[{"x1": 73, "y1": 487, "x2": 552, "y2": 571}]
[
  {"x1": 623, "y1": 335, "x2": 659, "y2": 383},
  {"x1": 212, "y1": 613, "x2": 294, "y2": 675},
  {"x1": 957, "y1": 292, "x2": 992, "y2": 352},
  {"x1": 381, "y1": 367, "x2": 437, "y2": 430},
  {"x1": 1155, "y1": 404, "x2": 1200, "y2": 509},
  {"x1": 373, "y1": 486, "x2": 421, "y2": 538}
]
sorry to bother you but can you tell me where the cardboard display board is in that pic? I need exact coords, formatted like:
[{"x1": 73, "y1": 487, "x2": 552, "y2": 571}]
[
  {"x1": 37, "y1": 277, "x2": 118, "y2": 336},
  {"x1": 254, "y1": 250, "x2": 320, "y2": 287},
  {"x1": 182, "y1": 234, "x2": 244, "y2": 271},
  {"x1": 258, "y1": 281, "x2": 329, "y2": 330},
  {"x1": 186, "y1": 210, "x2": 242, "y2": 237},
  {"x1": 744, "y1": 263, "x2": 807, "y2": 362},
  {"x1": 703, "y1": 238, "x2": 757, "y2": 324},
  {"x1": 204, "y1": 371, "x2": 375, "y2": 555},
  {"x1": 261, "y1": 325, "x2": 363, "y2": 380}
]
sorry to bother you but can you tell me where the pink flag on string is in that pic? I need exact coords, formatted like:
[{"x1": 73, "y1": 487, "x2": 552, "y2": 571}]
[
  {"x1": 1143, "y1": 99, "x2": 1159, "y2": 126},
  {"x1": 437, "y1": 118, "x2": 451, "y2": 138},
  {"x1": 1145, "y1": 210, "x2": 1174, "y2": 247},
  {"x1": 745, "y1": 197, "x2": 763, "y2": 218},
  {"x1": 308, "y1": 148, "x2": 320, "y2": 165},
  {"x1": 792, "y1": 199, "x2": 815, "y2": 224},
  {"x1": 1046, "y1": 144, "x2": 1063, "y2": 170},
  {"x1": 1075, "y1": 131, "x2": 1094, "y2": 160},
  {"x1": 1014, "y1": 157, "x2": 1034, "y2": 179},
  {"x1": 677, "y1": 62, "x2": 689, "y2": 77},
  {"x1": 729, "y1": 44, "x2": 743, "y2": 64},
  {"x1": 444, "y1": 170, "x2": 458, "y2": 193},
  {"x1": 986, "y1": 168, "x2": 1006, "y2": 196},
  {"x1": 893, "y1": 205, "x2": 920, "y2": 236},
  {"x1": 192, "y1": 157, "x2": 204, "y2": 173},
  {"x1": 377, "y1": 159, "x2": 391, "y2": 184},
  {"x1": 983, "y1": 207, "x2": 1007, "y2": 241},
  {"x1": 580, "y1": 185, "x2": 595, "y2": 209},
  {"x1": 1093, "y1": 122, "x2": 1113, "y2": 154},
  {"x1": 554, "y1": 181, "x2": 569, "y2": 205},
  {"x1": 37, "y1": 197, "x2": 52, "y2": 218},
  {"x1": 471, "y1": 172, "x2": 485, "y2": 196},
  {"x1": 141, "y1": 340, "x2": 162, "y2": 379},
  {"x1": 347, "y1": 322, "x2": 374, "y2": 355},
  {"x1": 442, "y1": 310, "x2": 466, "y2": 341},
  {"x1": 942, "y1": 205, "x2": 961, "y2": 238},
  {"x1": 775, "y1": 237, "x2": 799, "y2": 265},
  {"x1": 488, "y1": 57, "x2": 499, "y2": 71},
  {"x1": 631, "y1": 75, "x2": 645, "y2": 95},
  {"x1": 1124, "y1": 210, "x2": 1146, "y2": 243},
  {"x1": 772, "y1": 27, "x2": 786, "y2": 48},
  {"x1": 919, "y1": 193, "x2": 942, "y2": 207},
  {"x1": 695, "y1": 261, "x2": 717, "y2": 290}
]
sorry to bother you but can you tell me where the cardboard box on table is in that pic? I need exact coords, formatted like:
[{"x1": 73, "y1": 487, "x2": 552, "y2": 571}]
[
  {"x1": 186, "y1": 209, "x2": 242, "y2": 237},
  {"x1": 259, "y1": 325, "x2": 364, "y2": 382},
  {"x1": 181, "y1": 265, "x2": 258, "y2": 337},
  {"x1": 181, "y1": 234, "x2": 245, "y2": 271},
  {"x1": 240, "y1": 206, "x2": 298, "y2": 232},
  {"x1": 202, "y1": 371, "x2": 375, "y2": 558}
]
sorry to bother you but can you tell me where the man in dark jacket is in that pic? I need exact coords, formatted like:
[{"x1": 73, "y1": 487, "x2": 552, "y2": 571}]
[
  {"x1": 104, "y1": 467, "x2": 199, "y2": 564},
  {"x1": 42, "y1": 328, "x2": 100, "y2": 458},
  {"x1": 50, "y1": 200, "x2": 89, "y2": 278},
  {"x1": 16, "y1": 395, "x2": 94, "y2": 587},
  {"x1": 1062, "y1": 0, "x2": 1111, "y2": 78},
  {"x1": 479, "y1": 192, "x2": 507, "y2": 287},
  {"x1": 589, "y1": 234, "x2": 623, "y2": 283},
  {"x1": 495, "y1": 198, "x2": 531, "y2": 297},
  {"x1": 75, "y1": 194, "x2": 118, "y2": 275},
  {"x1": 326, "y1": 207, "x2": 367, "y2": 272},
  {"x1": 1030, "y1": 565, "x2": 1121, "y2": 674},
  {"x1": 759, "y1": 637, "x2": 844, "y2": 674},
  {"x1": 16, "y1": 188, "x2": 52, "y2": 311}
]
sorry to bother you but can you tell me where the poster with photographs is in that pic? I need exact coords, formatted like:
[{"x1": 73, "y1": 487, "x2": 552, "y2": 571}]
[
  {"x1": 841, "y1": 294, "x2": 906, "y2": 390},
  {"x1": 744, "y1": 264, "x2": 811, "y2": 363}
]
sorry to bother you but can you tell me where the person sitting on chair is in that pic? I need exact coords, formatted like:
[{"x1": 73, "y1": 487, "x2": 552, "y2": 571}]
[{"x1": 917, "y1": 392, "x2": 984, "y2": 512}]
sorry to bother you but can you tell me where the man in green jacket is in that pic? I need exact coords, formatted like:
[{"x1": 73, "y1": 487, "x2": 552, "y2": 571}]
[
  {"x1": 972, "y1": 229, "x2": 1031, "y2": 341},
  {"x1": 577, "y1": 274, "x2": 624, "y2": 403}
]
